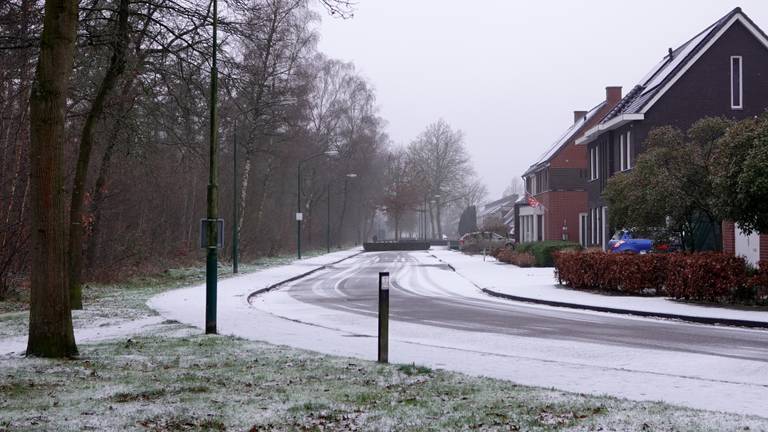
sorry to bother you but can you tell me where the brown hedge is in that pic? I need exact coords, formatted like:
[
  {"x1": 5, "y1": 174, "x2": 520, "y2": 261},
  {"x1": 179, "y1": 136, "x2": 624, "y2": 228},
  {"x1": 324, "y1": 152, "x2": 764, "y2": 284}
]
[{"x1": 553, "y1": 251, "x2": 749, "y2": 301}]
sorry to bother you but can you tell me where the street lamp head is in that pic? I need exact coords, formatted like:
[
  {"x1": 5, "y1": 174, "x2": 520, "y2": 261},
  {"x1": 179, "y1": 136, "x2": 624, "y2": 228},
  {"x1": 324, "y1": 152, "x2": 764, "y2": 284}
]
[
  {"x1": 325, "y1": 150, "x2": 339, "y2": 158},
  {"x1": 346, "y1": 173, "x2": 358, "y2": 178}
]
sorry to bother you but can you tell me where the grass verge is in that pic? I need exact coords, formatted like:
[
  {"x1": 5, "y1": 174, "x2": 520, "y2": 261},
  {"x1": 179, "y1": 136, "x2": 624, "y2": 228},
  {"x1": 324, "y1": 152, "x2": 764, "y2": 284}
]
[
  {"x1": 0, "y1": 248, "x2": 339, "y2": 338},
  {"x1": 2, "y1": 334, "x2": 766, "y2": 431}
]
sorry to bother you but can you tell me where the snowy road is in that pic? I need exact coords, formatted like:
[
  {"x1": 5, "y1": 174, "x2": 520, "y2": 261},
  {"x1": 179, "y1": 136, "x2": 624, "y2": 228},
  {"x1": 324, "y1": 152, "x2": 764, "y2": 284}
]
[
  {"x1": 247, "y1": 251, "x2": 768, "y2": 417},
  {"x1": 278, "y1": 251, "x2": 768, "y2": 362}
]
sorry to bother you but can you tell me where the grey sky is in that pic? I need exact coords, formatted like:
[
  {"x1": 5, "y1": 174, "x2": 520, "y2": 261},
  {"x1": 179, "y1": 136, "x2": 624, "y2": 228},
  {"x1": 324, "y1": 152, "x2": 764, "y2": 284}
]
[{"x1": 314, "y1": 1, "x2": 768, "y2": 199}]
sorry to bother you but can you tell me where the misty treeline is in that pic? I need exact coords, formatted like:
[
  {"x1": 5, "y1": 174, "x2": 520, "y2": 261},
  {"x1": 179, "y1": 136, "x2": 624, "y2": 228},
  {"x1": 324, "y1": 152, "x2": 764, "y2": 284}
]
[
  {"x1": 382, "y1": 119, "x2": 487, "y2": 241},
  {"x1": 0, "y1": 0, "x2": 395, "y2": 301}
]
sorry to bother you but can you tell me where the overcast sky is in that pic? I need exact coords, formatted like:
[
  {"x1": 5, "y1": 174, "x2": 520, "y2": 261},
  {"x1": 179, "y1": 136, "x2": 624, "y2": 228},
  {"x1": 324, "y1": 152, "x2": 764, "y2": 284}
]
[{"x1": 313, "y1": 1, "x2": 768, "y2": 200}]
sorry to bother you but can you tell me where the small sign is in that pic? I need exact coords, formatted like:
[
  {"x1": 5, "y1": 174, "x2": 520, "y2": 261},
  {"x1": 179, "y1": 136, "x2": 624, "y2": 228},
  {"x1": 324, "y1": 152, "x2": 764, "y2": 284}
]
[
  {"x1": 379, "y1": 272, "x2": 390, "y2": 291},
  {"x1": 200, "y1": 218, "x2": 224, "y2": 248},
  {"x1": 296, "y1": 212, "x2": 303, "y2": 221}
]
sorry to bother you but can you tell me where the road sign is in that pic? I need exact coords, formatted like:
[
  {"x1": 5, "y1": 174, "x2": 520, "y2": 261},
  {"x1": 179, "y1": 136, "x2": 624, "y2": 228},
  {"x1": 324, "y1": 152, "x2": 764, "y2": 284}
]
[
  {"x1": 296, "y1": 212, "x2": 303, "y2": 221},
  {"x1": 200, "y1": 218, "x2": 224, "y2": 248}
]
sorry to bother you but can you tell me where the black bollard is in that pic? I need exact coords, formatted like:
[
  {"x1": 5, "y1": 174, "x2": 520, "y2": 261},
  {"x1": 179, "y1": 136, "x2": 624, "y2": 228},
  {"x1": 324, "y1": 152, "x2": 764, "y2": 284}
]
[{"x1": 378, "y1": 272, "x2": 389, "y2": 363}]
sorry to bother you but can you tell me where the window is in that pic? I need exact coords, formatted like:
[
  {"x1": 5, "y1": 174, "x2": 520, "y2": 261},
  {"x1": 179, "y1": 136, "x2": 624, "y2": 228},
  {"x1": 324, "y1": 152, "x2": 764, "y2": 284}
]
[
  {"x1": 620, "y1": 134, "x2": 625, "y2": 171},
  {"x1": 620, "y1": 132, "x2": 632, "y2": 171},
  {"x1": 589, "y1": 146, "x2": 599, "y2": 180},
  {"x1": 579, "y1": 213, "x2": 587, "y2": 246},
  {"x1": 731, "y1": 56, "x2": 743, "y2": 109}
]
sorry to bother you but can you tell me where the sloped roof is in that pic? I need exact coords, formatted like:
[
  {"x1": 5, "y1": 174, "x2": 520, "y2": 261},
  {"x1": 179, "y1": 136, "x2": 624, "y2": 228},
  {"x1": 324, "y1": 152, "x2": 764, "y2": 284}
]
[
  {"x1": 478, "y1": 194, "x2": 518, "y2": 218},
  {"x1": 603, "y1": 7, "x2": 765, "y2": 121},
  {"x1": 523, "y1": 100, "x2": 607, "y2": 176}
]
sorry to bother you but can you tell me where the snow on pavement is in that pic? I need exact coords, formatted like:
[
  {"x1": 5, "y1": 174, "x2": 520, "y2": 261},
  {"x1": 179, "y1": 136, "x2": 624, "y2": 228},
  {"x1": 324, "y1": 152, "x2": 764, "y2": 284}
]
[
  {"x1": 430, "y1": 248, "x2": 768, "y2": 324},
  {"x1": 149, "y1": 249, "x2": 768, "y2": 418}
]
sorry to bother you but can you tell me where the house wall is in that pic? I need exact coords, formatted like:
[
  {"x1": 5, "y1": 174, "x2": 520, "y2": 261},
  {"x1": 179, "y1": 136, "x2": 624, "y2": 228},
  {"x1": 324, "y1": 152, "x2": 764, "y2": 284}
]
[
  {"x1": 540, "y1": 191, "x2": 587, "y2": 242},
  {"x1": 722, "y1": 221, "x2": 736, "y2": 254}
]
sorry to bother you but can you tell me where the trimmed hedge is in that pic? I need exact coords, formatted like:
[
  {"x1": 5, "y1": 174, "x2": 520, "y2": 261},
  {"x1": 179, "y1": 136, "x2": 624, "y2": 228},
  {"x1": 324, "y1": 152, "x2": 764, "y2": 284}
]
[
  {"x1": 553, "y1": 250, "x2": 760, "y2": 303},
  {"x1": 495, "y1": 248, "x2": 535, "y2": 267},
  {"x1": 515, "y1": 241, "x2": 582, "y2": 267}
]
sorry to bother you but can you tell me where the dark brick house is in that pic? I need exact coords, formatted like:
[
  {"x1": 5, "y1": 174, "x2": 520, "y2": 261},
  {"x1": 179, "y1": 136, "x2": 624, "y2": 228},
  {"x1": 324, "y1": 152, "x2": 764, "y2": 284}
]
[
  {"x1": 575, "y1": 7, "x2": 768, "y2": 256},
  {"x1": 515, "y1": 87, "x2": 621, "y2": 245}
]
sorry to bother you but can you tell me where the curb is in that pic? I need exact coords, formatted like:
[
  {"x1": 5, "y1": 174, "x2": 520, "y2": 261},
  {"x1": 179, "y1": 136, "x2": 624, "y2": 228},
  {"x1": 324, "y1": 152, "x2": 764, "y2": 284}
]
[
  {"x1": 246, "y1": 251, "x2": 364, "y2": 303},
  {"x1": 481, "y1": 287, "x2": 768, "y2": 330}
]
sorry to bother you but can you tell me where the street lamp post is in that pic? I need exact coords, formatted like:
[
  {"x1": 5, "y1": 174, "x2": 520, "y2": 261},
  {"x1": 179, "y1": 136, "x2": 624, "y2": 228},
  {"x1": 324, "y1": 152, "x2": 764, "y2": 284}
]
[
  {"x1": 205, "y1": 0, "x2": 219, "y2": 335},
  {"x1": 297, "y1": 150, "x2": 339, "y2": 259},
  {"x1": 232, "y1": 120, "x2": 238, "y2": 274},
  {"x1": 327, "y1": 173, "x2": 357, "y2": 253}
]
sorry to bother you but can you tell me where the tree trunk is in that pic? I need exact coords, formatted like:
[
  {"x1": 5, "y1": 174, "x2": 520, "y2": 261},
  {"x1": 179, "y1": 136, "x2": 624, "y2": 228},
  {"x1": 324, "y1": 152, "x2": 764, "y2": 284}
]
[
  {"x1": 236, "y1": 153, "x2": 252, "y2": 236},
  {"x1": 436, "y1": 203, "x2": 443, "y2": 238},
  {"x1": 27, "y1": 0, "x2": 78, "y2": 358},
  {"x1": 84, "y1": 137, "x2": 118, "y2": 269},
  {"x1": 67, "y1": 0, "x2": 130, "y2": 309}
]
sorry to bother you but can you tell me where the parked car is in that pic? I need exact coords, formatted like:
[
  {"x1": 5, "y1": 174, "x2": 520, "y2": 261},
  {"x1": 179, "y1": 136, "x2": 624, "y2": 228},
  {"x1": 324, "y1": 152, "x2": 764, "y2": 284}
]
[
  {"x1": 459, "y1": 231, "x2": 508, "y2": 251},
  {"x1": 608, "y1": 230, "x2": 653, "y2": 254}
]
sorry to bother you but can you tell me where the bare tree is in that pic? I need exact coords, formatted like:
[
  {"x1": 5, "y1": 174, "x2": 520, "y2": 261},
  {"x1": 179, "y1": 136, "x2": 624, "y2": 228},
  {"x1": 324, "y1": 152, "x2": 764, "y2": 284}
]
[
  {"x1": 27, "y1": 0, "x2": 78, "y2": 357},
  {"x1": 408, "y1": 119, "x2": 472, "y2": 238}
]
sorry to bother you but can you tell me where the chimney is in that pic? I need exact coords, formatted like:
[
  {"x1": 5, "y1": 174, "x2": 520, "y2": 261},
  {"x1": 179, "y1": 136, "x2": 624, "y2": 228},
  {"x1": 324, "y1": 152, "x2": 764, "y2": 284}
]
[
  {"x1": 606, "y1": 86, "x2": 622, "y2": 104},
  {"x1": 573, "y1": 110, "x2": 588, "y2": 123}
]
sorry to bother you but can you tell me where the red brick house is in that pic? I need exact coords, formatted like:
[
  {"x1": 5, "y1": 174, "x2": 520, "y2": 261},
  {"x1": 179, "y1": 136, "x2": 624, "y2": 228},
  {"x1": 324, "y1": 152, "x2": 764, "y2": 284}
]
[
  {"x1": 515, "y1": 87, "x2": 621, "y2": 245},
  {"x1": 576, "y1": 7, "x2": 768, "y2": 253}
]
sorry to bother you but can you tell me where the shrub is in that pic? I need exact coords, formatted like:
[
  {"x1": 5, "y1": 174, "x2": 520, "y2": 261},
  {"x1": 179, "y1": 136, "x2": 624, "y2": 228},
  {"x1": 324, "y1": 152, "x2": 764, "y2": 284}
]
[
  {"x1": 665, "y1": 253, "x2": 747, "y2": 301},
  {"x1": 554, "y1": 251, "x2": 751, "y2": 302},
  {"x1": 495, "y1": 248, "x2": 535, "y2": 267},
  {"x1": 515, "y1": 241, "x2": 582, "y2": 267}
]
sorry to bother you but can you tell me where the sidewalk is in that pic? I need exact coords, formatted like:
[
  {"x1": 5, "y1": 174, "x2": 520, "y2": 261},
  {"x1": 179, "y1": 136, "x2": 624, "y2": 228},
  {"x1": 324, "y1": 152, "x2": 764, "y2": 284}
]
[{"x1": 430, "y1": 248, "x2": 768, "y2": 328}]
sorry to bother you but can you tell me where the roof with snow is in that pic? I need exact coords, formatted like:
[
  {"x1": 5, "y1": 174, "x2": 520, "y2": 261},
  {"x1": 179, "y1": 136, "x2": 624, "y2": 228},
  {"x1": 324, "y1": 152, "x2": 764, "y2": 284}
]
[
  {"x1": 478, "y1": 194, "x2": 518, "y2": 219},
  {"x1": 522, "y1": 100, "x2": 607, "y2": 176}
]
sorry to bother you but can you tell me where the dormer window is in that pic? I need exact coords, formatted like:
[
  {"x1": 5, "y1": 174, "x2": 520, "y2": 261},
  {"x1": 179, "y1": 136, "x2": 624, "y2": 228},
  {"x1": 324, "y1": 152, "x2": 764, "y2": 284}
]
[{"x1": 731, "y1": 56, "x2": 743, "y2": 109}]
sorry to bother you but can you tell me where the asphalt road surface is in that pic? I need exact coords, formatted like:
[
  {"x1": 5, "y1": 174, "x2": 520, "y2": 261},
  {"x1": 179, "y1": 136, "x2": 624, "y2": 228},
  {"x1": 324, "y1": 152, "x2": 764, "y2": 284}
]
[{"x1": 286, "y1": 251, "x2": 768, "y2": 363}]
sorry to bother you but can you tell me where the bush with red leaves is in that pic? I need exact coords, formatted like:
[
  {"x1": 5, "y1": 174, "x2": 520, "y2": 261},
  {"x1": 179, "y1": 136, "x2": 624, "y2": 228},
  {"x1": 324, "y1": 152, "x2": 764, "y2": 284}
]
[{"x1": 554, "y1": 251, "x2": 750, "y2": 302}]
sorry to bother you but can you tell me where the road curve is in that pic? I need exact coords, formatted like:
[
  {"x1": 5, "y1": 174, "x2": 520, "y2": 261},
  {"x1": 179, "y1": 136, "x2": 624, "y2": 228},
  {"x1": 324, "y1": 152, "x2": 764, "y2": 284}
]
[{"x1": 283, "y1": 251, "x2": 768, "y2": 363}]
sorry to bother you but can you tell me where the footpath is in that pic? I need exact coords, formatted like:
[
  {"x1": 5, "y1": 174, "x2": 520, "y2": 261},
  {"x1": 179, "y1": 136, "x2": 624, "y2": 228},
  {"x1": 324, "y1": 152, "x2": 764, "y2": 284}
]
[{"x1": 430, "y1": 248, "x2": 768, "y2": 328}]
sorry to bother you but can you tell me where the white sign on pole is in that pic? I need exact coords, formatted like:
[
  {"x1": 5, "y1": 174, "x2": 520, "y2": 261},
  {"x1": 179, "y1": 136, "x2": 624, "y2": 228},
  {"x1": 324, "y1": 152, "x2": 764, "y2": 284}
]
[{"x1": 296, "y1": 212, "x2": 303, "y2": 221}]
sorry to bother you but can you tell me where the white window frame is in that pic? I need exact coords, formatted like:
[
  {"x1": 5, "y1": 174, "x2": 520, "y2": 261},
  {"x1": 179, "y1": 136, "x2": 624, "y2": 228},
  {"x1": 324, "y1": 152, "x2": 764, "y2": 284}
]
[
  {"x1": 731, "y1": 56, "x2": 743, "y2": 109},
  {"x1": 626, "y1": 131, "x2": 632, "y2": 169},
  {"x1": 620, "y1": 134, "x2": 626, "y2": 171},
  {"x1": 579, "y1": 212, "x2": 587, "y2": 246},
  {"x1": 595, "y1": 145, "x2": 599, "y2": 180},
  {"x1": 601, "y1": 206, "x2": 608, "y2": 250}
]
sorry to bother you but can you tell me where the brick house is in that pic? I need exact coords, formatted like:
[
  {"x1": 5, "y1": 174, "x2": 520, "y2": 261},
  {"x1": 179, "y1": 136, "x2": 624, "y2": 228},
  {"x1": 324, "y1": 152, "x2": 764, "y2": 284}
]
[
  {"x1": 575, "y1": 7, "x2": 768, "y2": 254},
  {"x1": 515, "y1": 87, "x2": 622, "y2": 245}
]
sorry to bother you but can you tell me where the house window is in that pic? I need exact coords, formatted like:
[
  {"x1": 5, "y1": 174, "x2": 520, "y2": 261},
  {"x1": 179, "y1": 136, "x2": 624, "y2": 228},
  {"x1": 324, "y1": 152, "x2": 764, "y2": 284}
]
[
  {"x1": 731, "y1": 56, "x2": 743, "y2": 109},
  {"x1": 620, "y1": 134, "x2": 625, "y2": 171},
  {"x1": 620, "y1": 132, "x2": 632, "y2": 171},
  {"x1": 589, "y1": 146, "x2": 599, "y2": 181},
  {"x1": 579, "y1": 213, "x2": 587, "y2": 246}
]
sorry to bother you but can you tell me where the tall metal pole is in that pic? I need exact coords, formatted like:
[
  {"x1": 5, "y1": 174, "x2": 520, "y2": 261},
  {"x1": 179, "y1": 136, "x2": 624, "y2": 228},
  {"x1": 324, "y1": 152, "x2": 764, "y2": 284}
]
[
  {"x1": 205, "y1": 0, "x2": 219, "y2": 335},
  {"x1": 326, "y1": 182, "x2": 331, "y2": 253},
  {"x1": 232, "y1": 119, "x2": 238, "y2": 274},
  {"x1": 297, "y1": 161, "x2": 302, "y2": 259}
]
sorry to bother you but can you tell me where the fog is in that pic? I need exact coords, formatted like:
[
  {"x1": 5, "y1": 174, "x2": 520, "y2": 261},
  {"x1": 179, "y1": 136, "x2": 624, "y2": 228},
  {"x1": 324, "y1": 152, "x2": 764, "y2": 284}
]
[{"x1": 315, "y1": 1, "x2": 768, "y2": 199}]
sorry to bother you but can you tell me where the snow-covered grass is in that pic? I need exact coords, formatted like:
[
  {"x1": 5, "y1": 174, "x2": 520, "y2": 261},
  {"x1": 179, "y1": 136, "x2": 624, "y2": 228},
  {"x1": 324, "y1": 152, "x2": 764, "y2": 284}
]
[
  {"x1": 0, "y1": 248, "x2": 335, "y2": 340},
  {"x1": 2, "y1": 333, "x2": 767, "y2": 431}
]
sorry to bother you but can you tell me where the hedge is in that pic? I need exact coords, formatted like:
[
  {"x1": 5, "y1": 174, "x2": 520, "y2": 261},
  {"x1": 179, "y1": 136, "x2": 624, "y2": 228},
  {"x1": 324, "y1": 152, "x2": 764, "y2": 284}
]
[
  {"x1": 553, "y1": 250, "x2": 762, "y2": 303},
  {"x1": 495, "y1": 248, "x2": 535, "y2": 267},
  {"x1": 514, "y1": 241, "x2": 582, "y2": 267}
]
